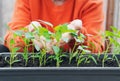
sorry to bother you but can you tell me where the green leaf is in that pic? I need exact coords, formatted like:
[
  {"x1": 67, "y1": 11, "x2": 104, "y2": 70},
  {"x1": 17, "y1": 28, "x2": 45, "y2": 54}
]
[
  {"x1": 72, "y1": 50, "x2": 78, "y2": 57},
  {"x1": 55, "y1": 24, "x2": 76, "y2": 33},
  {"x1": 75, "y1": 38, "x2": 84, "y2": 43},
  {"x1": 60, "y1": 54, "x2": 67, "y2": 58},
  {"x1": 11, "y1": 60, "x2": 21, "y2": 64},
  {"x1": 25, "y1": 32, "x2": 34, "y2": 39},
  {"x1": 54, "y1": 31, "x2": 62, "y2": 41},
  {"x1": 75, "y1": 34, "x2": 85, "y2": 43},
  {"x1": 52, "y1": 46, "x2": 60, "y2": 54},
  {"x1": 54, "y1": 24, "x2": 67, "y2": 32},
  {"x1": 80, "y1": 33, "x2": 86, "y2": 38},
  {"x1": 105, "y1": 31, "x2": 114, "y2": 37},
  {"x1": 14, "y1": 30, "x2": 24, "y2": 36},
  {"x1": 10, "y1": 39, "x2": 15, "y2": 45},
  {"x1": 48, "y1": 55, "x2": 55, "y2": 59},
  {"x1": 38, "y1": 27, "x2": 51, "y2": 39},
  {"x1": 12, "y1": 47, "x2": 20, "y2": 53},
  {"x1": 71, "y1": 33, "x2": 78, "y2": 38},
  {"x1": 110, "y1": 26, "x2": 118, "y2": 32},
  {"x1": 82, "y1": 46, "x2": 89, "y2": 49},
  {"x1": 77, "y1": 58, "x2": 85, "y2": 65},
  {"x1": 34, "y1": 44, "x2": 40, "y2": 51},
  {"x1": 113, "y1": 55, "x2": 120, "y2": 67},
  {"x1": 89, "y1": 55, "x2": 97, "y2": 64},
  {"x1": 84, "y1": 50, "x2": 91, "y2": 53},
  {"x1": 77, "y1": 46, "x2": 84, "y2": 50},
  {"x1": 59, "y1": 60, "x2": 63, "y2": 63}
]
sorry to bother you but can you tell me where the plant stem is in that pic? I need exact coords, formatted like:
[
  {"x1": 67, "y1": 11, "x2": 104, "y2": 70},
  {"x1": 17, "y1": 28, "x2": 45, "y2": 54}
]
[{"x1": 69, "y1": 42, "x2": 77, "y2": 64}]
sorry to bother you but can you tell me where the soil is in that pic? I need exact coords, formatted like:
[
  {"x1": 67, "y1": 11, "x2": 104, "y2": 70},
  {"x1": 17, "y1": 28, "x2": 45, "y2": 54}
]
[{"x1": 0, "y1": 53, "x2": 120, "y2": 67}]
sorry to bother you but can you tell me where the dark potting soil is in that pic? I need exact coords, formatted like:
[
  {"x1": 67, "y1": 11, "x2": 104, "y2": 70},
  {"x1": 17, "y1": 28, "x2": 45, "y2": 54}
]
[{"x1": 0, "y1": 53, "x2": 120, "y2": 67}]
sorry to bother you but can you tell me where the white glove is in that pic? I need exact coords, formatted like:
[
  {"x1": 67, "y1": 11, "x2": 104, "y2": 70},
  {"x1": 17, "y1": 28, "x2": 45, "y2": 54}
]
[
  {"x1": 28, "y1": 21, "x2": 42, "y2": 32},
  {"x1": 28, "y1": 21, "x2": 55, "y2": 53},
  {"x1": 59, "y1": 19, "x2": 82, "y2": 46},
  {"x1": 68, "y1": 19, "x2": 82, "y2": 30},
  {"x1": 46, "y1": 39, "x2": 57, "y2": 54}
]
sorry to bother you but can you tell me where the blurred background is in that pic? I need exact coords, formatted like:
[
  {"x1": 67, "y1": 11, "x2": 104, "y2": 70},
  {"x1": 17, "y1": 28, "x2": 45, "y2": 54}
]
[{"x1": 0, "y1": 0, "x2": 119, "y2": 44}]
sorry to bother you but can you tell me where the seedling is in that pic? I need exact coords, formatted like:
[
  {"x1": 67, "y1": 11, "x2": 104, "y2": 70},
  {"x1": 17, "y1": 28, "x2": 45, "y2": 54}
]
[
  {"x1": 5, "y1": 19, "x2": 120, "y2": 67},
  {"x1": 5, "y1": 39, "x2": 20, "y2": 67},
  {"x1": 52, "y1": 46, "x2": 66, "y2": 67}
]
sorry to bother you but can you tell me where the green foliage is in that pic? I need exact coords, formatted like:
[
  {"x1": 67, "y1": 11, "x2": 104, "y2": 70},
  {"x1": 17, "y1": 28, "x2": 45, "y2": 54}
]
[
  {"x1": 6, "y1": 39, "x2": 20, "y2": 67},
  {"x1": 7, "y1": 21, "x2": 120, "y2": 67},
  {"x1": 25, "y1": 32, "x2": 34, "y2": 39},
  {"x1": 52, "y1": 46, "x2": 66, "y2": 67},
  {"x1": 101, "y1": 26, "x2": 120, "y2": 67},
  {"x1": 104, "y1": 26, "x2": 120, "y2": 54},
  {"x1": 54, "y1": 24, "x2": 76, "y2": 42}
]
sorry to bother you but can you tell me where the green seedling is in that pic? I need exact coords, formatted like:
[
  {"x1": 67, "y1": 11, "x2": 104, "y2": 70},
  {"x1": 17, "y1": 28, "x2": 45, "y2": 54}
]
[
  {"x1": 5, "y1": 39, "x2": 20, "y2": 67},
  {"x1": 8, "y1": 21, "x2": 120, "y2": 67},
  {"x1": 112, "y1": 54, "x2": 120, "y2": 67},
  {"x1": 102, "y1": 26, "x2": 120, "y2": 67},
  {"x1": 69, "y1": 50, "x2": 78, "y2": 64},
  {"x1": 32, "y1": 49, "x2": 47, "y2": 67},
  {"x1": 77, "y1": 54, "x2": 85, "y2": 66},
  {"x1": 84, "y1": 54, "x2": 97, "y2": 65},
  {"x1": 13, "y1": 29, "x2": 33, "y2": 66},
  {"x1": 23, "y1": 32, "x2": 35, "y2": 66},
  {"x1": 52, "y1": 46, "x2": 66, "y2": 67},
  {"x1": 104, "y1": 26, "x2": 120, "y2": 54}
]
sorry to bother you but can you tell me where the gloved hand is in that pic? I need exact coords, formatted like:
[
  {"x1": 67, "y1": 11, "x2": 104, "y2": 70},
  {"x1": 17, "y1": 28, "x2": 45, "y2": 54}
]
[
  {"x1": 59, "y1": 19, "x2": 82, "y2": 46},
  {"x1": 68, "y1": 19, "x2": 82, "y2": 30},
  {"x1": 46, "y1": 39, "x2": 57, "y2": 54},
  {"x1": 27, "y1": 21, "x2": 45, "y2": 51},
  {"x1": 28, "y1": 21, "x2": 55, "y2": 54}
]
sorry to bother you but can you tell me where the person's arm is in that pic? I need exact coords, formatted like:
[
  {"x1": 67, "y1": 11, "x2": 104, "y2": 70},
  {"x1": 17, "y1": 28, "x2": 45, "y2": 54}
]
[
  {"x1": 69, "y1": 0, "x2": 104, "y2": 53},
  {"x1": 80, "y1": 0, "x2": 104, "y2": 53},
  {"x1": 4, "y1": 0, "x2": 32, "y2": 52},
  {"x1": 9, "y1": 0, "x2": 31, "y2": 30}
]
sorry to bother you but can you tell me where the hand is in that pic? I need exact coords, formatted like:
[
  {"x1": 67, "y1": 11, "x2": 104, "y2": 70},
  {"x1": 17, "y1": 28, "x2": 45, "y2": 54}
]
[
  {"x1": 68, "y1": 19, "x2": 82, "y2": 30},
  {"x1": 33, "y1": 35, "x2": 57, "y2": 54},
  {"x1": 32, "y1": 36, "x2": 46, "y2": 50},
  {"x1": 46, "y1": 39, "x2": 57, "y2": 54},
  {"x1": 58, "y1": 32, "x2": 74, "y2": 47},
  {"x1": 28, "y1": 21, "x2": 47, "y2": 51},
  {"x1": 58, "y1": 19, "x2": 82, "y2": 47},
  {"x1": 28, "y1": 20, "x2": 53, "y2": 32},
  {"x1": 28, "y1": 21, "x2": 42, "y2": 32}
]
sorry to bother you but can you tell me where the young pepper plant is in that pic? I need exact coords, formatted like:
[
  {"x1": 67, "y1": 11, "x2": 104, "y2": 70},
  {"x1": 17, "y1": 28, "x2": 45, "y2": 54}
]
[
  {"x1": 102, "y1": 26, "x2": 120, "y2": 67},
  {"x1": 5, "y1": 32, "x2": 21, "y2": 67},
  {"x1": 68, "y1": 33, "x2": 87, "y2": 64},
  {"x1": 49, "y1": 24, "x2": 75, "y2": 67},
  {"x1": 31, "y1": 24, "x2": 52, "y2": 66}
]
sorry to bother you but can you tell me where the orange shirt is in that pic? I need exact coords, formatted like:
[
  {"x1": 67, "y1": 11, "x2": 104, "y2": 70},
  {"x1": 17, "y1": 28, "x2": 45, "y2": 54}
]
[{"x1": 5, "y1": 0, "x2": 104, "y2": 53}]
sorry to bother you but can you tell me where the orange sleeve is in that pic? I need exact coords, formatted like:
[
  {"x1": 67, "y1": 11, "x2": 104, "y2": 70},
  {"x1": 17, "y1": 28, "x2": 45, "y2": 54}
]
[
  {"x1": 68, "y1": 0, "x2": 104, "y2": 53},
  {"x1": 8, "y1": 0, "x2": 31, "y2": 30},
  {"x1": 80, "y1": 0, "x2": 104, "y2": 53},
  {"x1": 4, "y1": 0, "x2": 32, "y2": 52}
]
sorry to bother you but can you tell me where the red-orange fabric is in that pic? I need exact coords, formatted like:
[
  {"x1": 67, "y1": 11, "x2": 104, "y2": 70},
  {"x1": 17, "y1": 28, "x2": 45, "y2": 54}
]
[{"x1": 4, "y1": 0, "x2": 104, "y2": 53}]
